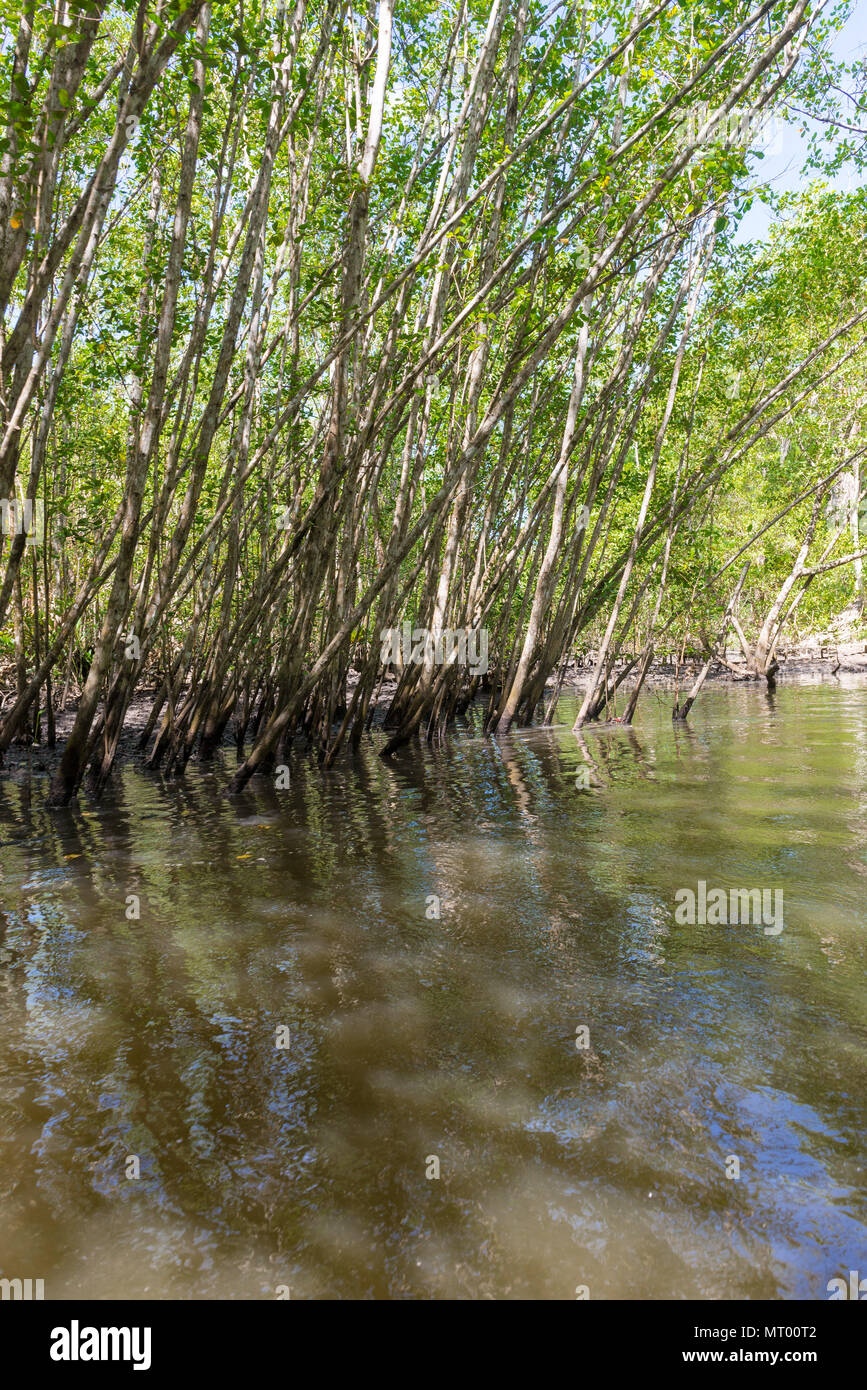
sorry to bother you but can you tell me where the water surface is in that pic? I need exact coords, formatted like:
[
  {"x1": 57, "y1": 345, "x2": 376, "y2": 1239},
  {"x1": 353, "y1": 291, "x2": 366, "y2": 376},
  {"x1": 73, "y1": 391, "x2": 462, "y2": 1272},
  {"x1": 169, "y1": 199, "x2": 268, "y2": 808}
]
[{"x1": 1, "y1": 680, "x2": 865, "y2": 1299}]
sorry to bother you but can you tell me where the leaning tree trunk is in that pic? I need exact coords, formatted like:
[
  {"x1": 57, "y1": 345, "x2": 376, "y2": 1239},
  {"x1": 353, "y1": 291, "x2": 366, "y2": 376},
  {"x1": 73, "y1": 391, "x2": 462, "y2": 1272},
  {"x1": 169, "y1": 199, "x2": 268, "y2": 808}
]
[{"x1": 673, "y1": 563, "x2": 750, "y2": 721}]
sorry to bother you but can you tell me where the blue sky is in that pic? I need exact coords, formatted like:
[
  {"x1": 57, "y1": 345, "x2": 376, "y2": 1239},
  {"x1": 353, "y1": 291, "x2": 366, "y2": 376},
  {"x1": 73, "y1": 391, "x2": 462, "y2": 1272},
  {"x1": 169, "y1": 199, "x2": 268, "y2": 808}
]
[{"x1": 736, "y1": 3, "x2": 866, "y2": 243}]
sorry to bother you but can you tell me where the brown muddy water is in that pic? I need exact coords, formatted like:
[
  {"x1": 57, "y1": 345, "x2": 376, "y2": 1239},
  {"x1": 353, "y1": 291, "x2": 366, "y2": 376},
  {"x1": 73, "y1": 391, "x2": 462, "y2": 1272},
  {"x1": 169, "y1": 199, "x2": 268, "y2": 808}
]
[{"x1": 1, "y1": 679, "x2": 865, "y2": 1300}]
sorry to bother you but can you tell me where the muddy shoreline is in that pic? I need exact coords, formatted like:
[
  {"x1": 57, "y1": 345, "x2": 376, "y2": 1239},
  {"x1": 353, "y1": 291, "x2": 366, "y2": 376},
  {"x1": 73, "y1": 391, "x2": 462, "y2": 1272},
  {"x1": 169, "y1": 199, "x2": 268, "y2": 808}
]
[{"x1": 3, "y1": 652, "x2": 866, "y2": 785}]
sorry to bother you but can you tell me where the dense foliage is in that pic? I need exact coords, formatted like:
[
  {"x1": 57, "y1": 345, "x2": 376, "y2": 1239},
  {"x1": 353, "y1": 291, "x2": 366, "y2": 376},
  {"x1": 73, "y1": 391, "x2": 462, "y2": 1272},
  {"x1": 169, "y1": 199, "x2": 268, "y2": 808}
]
[{"x1": 0, "y1": 0, "x2": 864, "y2": 801}]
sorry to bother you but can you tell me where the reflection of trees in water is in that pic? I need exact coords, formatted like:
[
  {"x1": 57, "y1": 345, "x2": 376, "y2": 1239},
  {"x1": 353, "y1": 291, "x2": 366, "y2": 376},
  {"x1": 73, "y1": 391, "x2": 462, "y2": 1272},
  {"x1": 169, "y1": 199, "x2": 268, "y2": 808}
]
[{"x1": 1, "y1": 689, "x2": 867, "y2": 1294}]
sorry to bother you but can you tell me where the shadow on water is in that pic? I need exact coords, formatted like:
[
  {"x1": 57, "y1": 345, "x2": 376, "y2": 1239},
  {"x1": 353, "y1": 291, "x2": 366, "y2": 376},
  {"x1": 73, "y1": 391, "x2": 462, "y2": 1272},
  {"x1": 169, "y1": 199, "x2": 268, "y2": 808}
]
[{"x1": 0, "y1": 680, "x2": 866, "y2": 1298}]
